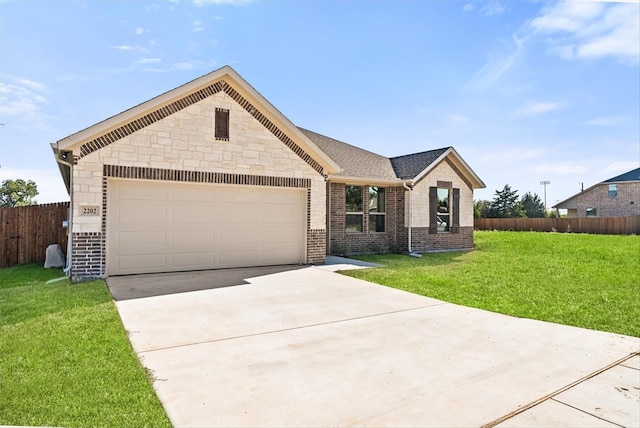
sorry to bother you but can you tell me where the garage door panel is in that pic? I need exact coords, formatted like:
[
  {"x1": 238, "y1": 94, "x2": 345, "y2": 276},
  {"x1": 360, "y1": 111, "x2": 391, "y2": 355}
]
[
  {"x1": 171, "y1": 187, "x2": 215, "y2": 202},
  {"x1": 217, "y1": 209, "x2": 256, "y2": 223},
  {"x1": 117, "y1": 231, "x2": 167, "y2": 250},
  {"x1": 119, "y1": 184, "x2": 167, "y2": 200},
  {"x1": 117, "y1": 206, "x2": 167, "y2": 223},
  {"x1": 108, "y1": 180, "x2": 306, "y2": 275},
  {"x1": 172, "y1": 231, "x2": 215, "y2": 250},
  {"x1": 117, "y1": 253, "x2": 167, "y2": 271},
  {"x1": 171, "y1": 252, "x2": 216, "y2": 268},
  {"x1": 170, "y1": 208, "x2": 215, "y2": 223}
]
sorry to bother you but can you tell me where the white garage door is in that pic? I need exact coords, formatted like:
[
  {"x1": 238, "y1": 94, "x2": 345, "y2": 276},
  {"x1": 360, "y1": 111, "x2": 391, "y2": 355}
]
[{"x1": 107, "y1": 179, "x2": 306, "y2": 275}]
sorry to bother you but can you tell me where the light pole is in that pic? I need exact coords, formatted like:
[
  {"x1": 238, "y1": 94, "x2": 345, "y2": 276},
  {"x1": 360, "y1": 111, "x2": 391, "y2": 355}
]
[{"x1": 540, "y1": 180, "x2": 551, "y2": 209}]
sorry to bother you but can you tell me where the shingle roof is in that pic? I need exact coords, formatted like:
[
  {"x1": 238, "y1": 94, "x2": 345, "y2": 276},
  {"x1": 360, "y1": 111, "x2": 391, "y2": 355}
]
[
  {"x1": 603, "y1": 167, "x2": 640, "y2": 183},
  {"x1": 390, "y1": 148, "x2": 450, "y2": 180},
  {"x1": 299, "y1": 128, "x2": 399, "y2": 181}
]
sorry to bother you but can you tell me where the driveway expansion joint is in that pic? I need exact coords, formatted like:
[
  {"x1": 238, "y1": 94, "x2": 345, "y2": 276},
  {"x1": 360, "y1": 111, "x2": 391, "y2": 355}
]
[
  {"x1": 139, "y1": 302, "x2": 448, "y2": 354},
  {"x1": 481, "y1": 352, "x2": 640, "y2": 428}
]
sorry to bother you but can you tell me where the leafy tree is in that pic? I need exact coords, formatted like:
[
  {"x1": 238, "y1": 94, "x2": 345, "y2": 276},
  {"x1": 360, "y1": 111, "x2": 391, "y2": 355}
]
[
  {"x1": 473, "y1": 200, "x2": 491, "y2": 218},
  {"x1": 521, "y1": 192, "x2": 546, "y2": 218},
  {"x1": 487, "y1": 185, "x2": 524, "y2": 218},
  {"x1": 0, "y1": 179, "x2": 39, "y2": 207}
]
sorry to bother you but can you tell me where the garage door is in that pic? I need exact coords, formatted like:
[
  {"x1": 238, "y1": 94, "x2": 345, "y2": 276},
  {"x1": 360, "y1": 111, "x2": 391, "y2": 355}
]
[{"x1": 107, "y1": 179, "x2": 306, "y2": 275}]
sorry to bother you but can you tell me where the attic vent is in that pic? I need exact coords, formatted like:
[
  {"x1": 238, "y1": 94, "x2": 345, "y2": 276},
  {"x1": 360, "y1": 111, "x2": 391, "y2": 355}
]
[{"x1": 215, "y1": 108, "x2": 229, "y2": 141}]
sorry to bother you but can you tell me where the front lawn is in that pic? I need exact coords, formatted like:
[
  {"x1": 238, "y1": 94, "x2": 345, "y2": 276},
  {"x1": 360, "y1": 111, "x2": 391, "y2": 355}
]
[
  {"x1": 344, "y1": 231, "x2": 640, "y2": 337},
  {"x1": 0, "y1": 264, "x2": 171, "y2": 428}
]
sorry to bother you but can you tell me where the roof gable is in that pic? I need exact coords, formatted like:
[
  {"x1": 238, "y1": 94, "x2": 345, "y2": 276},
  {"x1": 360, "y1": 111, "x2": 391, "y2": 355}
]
[
  {"x1": 390, "y1": 148, "x2": 450, "y2": 180},
  {"x1": 55, "y1": 66, "x2": 340, "y2": 175}
]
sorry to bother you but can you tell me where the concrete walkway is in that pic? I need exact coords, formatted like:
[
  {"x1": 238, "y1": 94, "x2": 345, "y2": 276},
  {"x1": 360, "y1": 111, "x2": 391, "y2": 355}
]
[{"x1": 111, "y1": 262, "x2": 639, "y2": 427}]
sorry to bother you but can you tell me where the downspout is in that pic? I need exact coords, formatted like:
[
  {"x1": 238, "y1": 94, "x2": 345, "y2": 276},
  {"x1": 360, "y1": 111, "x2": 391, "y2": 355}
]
[
  {"x1": 403, "y1": 182, "x2": 421, "y2": 257},
  {"x1": 57, "y1": 149, "x2": 74, "y2": 276}
]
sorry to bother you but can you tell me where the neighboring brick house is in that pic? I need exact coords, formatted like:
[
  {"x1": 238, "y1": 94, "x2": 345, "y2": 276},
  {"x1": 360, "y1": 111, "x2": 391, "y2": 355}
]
[
  {"x1": 553, "y1": 168, "x2": 640, "y2": 218},
  {"x1": 52, "y1": 65, "x2": 485, "y2": 282}
]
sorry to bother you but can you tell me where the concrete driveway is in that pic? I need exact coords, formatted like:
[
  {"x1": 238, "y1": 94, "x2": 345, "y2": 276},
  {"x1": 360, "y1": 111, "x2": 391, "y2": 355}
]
[{"x1": 111, "y1": 260, "x2": 639, "y2": 427}]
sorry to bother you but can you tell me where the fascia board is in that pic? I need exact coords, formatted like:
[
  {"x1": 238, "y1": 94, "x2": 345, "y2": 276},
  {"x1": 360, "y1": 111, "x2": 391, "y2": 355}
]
[{"x1": 326, "y1": 175, "x2": 406, "y2": 186}]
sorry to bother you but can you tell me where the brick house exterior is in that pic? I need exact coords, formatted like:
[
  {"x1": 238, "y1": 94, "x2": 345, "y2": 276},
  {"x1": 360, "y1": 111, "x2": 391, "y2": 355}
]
[
  {"x1": 53, "y1": 66, "x2": 485, "y2": 282},
  {"x1": 553, "y1": 168, "x2": 640, "y2": 218}
]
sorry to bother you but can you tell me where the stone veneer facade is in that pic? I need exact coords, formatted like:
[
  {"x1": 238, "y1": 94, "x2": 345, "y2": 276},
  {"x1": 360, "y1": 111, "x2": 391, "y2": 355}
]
[
  {"x1": 328, "y1": 158, "x2": 476, "y2": 255},
  {"x1": 69, "y1": 82, "x2": 327, "y2": 281}
]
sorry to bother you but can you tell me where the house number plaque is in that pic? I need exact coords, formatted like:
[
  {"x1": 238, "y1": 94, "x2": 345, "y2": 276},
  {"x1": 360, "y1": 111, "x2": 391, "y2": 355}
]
[{"x1": 81, "y1": 206, "x2": 100, "y2": 216}]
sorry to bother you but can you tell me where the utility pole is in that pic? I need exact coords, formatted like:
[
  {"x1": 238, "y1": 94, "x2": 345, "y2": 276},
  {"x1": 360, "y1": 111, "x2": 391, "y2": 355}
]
[{"x1": 540, "y1": 180, "x2": 551, "y2": 209}]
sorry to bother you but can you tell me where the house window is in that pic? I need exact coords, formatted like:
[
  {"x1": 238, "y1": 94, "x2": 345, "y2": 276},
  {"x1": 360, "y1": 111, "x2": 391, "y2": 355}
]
[
  {"x1": 437, "y1": 187, "x2": 450, "y2": 232},
  {"x1": 608, "y1": 184, "x2": 617, "y2": 198},
  {"x1": 430, "y1": 183, "x2": 459, "y2": 234},
  {"x1": 369, "y1": 187, "x2": 385, "y2": 232},
  {"x1": 586, "y1": 207, "x2": 597, "y2": 217},
  {"x1": 215, "y1": 108, "x2": 229, "y2": 141},
  {"x1": 345, "y1": 185, "x2": 363, "y2": 233}
]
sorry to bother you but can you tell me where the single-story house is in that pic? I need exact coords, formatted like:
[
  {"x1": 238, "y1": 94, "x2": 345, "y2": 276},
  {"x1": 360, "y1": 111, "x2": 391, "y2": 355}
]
[
  {"x1": 553, "y1": 167, "x2": 640, "y2": 218},
  {"x1": 52, "y1": 66, "x2": 485, "y2": 282}
]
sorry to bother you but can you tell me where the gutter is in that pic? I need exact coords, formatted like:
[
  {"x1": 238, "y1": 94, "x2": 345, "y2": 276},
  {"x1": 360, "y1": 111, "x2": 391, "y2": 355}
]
[
  {"x1": 402, "y1": 182, "x2": 421, "y2": 258},
  {"x1": 53, "y1": 145, "x2": 75, "y2": 276}
]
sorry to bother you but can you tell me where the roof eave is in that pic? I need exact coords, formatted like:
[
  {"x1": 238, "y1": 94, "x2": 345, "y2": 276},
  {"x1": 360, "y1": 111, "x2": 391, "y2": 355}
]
[
  {"x1": 51, "y1": 143, "x2": 71, "y2": 194},
  {"x1": 326, "y1": 175, "x2": 407, "y2": 186}
]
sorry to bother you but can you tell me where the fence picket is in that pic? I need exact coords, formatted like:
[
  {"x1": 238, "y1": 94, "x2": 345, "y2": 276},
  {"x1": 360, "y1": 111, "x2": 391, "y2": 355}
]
[{"x1": 0, "y1": 202, "x2": 69, "y2": 269}]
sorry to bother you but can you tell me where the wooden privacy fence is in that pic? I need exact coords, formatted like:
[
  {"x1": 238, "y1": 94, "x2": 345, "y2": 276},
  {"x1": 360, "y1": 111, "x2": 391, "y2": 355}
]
[
  {"x1": 475, "y1": 215, "x2": 640, "y2": 235},
  {"x1": 0, "y1": 202, "x2": 69, "y2": 269}
]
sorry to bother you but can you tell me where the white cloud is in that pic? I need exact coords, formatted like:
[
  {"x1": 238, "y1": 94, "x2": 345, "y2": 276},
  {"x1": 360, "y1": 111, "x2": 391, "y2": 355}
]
[
  {"x1": 529, "y1": 1, "x2": 639, "y2": 64},
  {"x1": 582, "y1": 116, "x2": 628, "y2": 126},
  {"x1": 535, "y1": 163, "x2": 587, "y2": 176},
  {"x1": 112, "y1": 44, "x2": 149, "y2": 53},
  {"x1": 135, "y1": 27, "x2": 148, "y2": 35},
  {"x1": 466, "y1": 35, "x2": 525, "y2": 92},
  {"x1": 515, "y1": 100, "x2": 564, "y2": 116},
  {"x1": 0, "y1": 75, "x2": 50, "y2": 125},
  {"x1": 480, "y1": 1, "x2": 505, "y2": 17},
  {"x1": 463, "y1": 3, "x2": 474, "y2": 12},
  {"x1": 135, "y1": 57, "x2": 162, "y2": 65},
  {"x1": 194, "y1": 19, "x2": 204, "y2": 32},
  {"x1": 601, "y1": 160, "x2": 639, "y2": 174}
]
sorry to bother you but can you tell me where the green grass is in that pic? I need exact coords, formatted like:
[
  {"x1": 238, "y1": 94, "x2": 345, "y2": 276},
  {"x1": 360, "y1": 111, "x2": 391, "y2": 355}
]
[
  {"x1": 0, "y1": 264, "x2": 171, "y2": 428},
  {"x1": 344, "y1": 231, "x2": 640, "y2": 337}
]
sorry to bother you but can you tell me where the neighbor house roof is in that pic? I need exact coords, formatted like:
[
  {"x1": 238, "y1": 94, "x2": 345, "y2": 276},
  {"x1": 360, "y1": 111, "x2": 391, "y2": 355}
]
[
  {"x1": 603, "y1": 167, "x2": 640, "y2": 183},
  {"x1": 553, "y1": 166, "x2": 640, "y2": 209}
]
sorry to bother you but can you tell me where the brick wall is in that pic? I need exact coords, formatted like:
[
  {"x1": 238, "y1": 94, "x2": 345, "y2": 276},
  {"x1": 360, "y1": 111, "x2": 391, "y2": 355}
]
[
  {"x1": 70, "y1": 232, "x2": 103, "y2": 283},
  {"x1": 307, "y1": 229, "x2": 327, "y2": 264},
  {"x1": 403, "y1": 226, "x2": 474, "y2": 253},
  {"x1": 328, "y1": 183, "x2": 404, "y2": 255},
  {"x1": 576, "y1": 182, "x2": 640, "y2": 218}
]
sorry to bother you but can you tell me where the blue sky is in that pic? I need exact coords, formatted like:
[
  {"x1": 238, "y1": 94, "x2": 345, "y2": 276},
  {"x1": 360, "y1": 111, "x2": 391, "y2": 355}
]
[{"x1": 1, "y1": 0, "x2": 638, "y2": 208}]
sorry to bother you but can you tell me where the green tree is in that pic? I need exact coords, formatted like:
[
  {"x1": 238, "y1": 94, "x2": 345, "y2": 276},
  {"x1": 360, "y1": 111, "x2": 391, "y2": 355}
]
[
  {"x1": 521, "y1": 192, "x2": 546, "y2": 218},
  {"x1": 0, "y1": 179, "x2": 39, "y2": 207},
  {"x1": 473, "y1": 200, "x2": 491, "y2": 218},
  {"x1": 488, "y1": 185, "x2": 524, "y2": 218}
]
